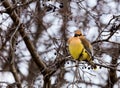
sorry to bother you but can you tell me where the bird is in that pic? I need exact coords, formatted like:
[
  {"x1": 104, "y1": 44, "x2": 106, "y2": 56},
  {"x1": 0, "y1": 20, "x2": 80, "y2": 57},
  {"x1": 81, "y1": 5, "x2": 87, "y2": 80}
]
[{"x1": 68, "y1": 29, "x2": 96, "y2": 69}]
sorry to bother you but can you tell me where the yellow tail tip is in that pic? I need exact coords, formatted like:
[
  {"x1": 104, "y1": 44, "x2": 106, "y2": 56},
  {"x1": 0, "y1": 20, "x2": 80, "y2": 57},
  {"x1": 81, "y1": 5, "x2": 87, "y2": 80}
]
[{"x1": 92, "y1": 65, "x2": 97, "y2": 70}]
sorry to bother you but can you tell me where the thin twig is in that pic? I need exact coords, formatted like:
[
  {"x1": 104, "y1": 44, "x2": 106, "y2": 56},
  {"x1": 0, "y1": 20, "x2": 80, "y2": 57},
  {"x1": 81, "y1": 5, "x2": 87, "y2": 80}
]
[{"x1": 9, "y1": 22, "x2": 21, "y2": 64}]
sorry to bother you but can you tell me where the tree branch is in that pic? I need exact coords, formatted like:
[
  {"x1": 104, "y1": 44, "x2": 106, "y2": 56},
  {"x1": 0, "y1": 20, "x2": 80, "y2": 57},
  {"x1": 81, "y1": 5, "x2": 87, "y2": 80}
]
[{"x1": 1, "y1": 0, "x2": 49, "y2": 75}]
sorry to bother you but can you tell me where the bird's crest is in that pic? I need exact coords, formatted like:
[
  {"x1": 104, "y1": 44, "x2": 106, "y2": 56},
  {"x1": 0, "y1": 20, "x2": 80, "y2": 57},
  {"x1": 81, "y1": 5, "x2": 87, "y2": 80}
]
[{"x1": 74, "y1": 30, "x2": 82, "y2": 37}]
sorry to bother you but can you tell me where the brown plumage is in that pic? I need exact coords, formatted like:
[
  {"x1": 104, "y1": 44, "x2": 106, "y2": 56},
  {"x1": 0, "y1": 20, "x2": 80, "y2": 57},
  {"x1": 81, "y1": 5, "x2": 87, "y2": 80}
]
[{"x1": 68, "y1": 30, "x2": 96, "y2": 69}]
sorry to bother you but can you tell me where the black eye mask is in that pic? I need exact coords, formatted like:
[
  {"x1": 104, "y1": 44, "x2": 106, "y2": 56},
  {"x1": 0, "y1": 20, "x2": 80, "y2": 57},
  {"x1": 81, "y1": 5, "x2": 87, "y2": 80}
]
[{"x1": 74, "y1": 34, "x2": 82, "y2": 37}]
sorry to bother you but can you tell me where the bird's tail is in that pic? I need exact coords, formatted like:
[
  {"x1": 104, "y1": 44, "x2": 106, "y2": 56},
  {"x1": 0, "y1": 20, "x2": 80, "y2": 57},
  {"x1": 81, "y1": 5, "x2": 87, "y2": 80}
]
[{"x1": 89, "y1": 60, "x2": 97, "y2": 69}]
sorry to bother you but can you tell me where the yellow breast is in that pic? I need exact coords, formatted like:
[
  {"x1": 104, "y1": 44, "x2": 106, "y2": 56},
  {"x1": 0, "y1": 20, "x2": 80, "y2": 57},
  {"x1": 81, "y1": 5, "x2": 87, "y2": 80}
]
[{"x1": 68, "y1": 37, "x2": 84, "y2": 60}]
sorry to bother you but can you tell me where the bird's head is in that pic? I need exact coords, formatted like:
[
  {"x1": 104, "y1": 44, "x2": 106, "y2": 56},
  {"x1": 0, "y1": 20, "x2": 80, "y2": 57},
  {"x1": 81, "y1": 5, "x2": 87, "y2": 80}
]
[{"x1": 74, "y1": 30, "x2": 83, "y2": 37}]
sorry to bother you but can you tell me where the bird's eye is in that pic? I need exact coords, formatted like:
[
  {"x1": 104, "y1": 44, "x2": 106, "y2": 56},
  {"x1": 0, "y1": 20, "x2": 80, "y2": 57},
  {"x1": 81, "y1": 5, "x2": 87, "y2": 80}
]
[{"x1": 79, "y1": 34, "x2": 82, "y2": 36}]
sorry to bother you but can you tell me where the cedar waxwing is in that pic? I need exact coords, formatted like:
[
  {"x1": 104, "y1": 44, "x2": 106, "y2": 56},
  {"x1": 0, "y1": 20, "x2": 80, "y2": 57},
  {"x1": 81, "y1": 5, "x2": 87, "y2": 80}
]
[{"x1": 68, "y1": 30, "x2": 96, "y2": 69}]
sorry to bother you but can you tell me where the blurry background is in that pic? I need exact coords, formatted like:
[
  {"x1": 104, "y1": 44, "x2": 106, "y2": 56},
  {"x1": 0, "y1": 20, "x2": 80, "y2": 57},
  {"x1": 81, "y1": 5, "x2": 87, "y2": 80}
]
[{"x1": 0, "y1": 0, "x2": 120, "y2": 88}]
